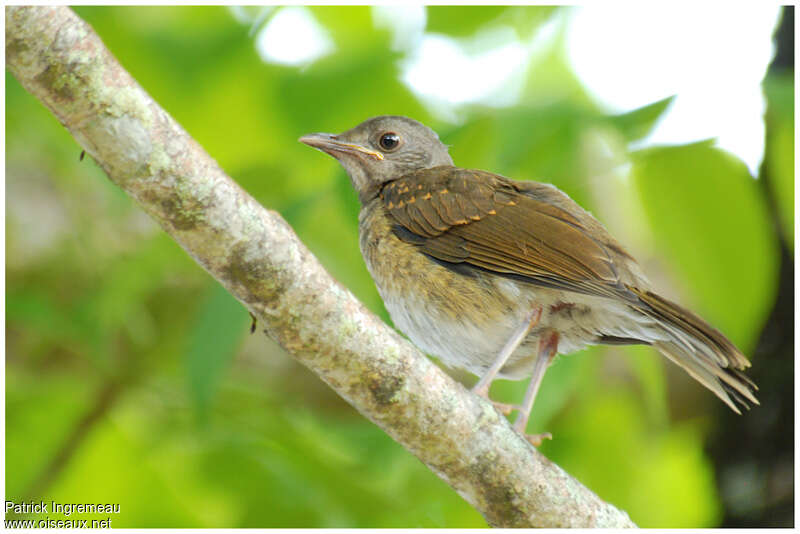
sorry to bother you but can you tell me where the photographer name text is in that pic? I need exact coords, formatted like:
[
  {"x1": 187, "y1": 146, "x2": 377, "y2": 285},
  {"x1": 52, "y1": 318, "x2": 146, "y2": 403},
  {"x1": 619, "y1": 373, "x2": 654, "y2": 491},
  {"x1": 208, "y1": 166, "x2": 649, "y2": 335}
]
[{"x1": 5, "y1": 501, "x2": 120, "y2": 529}]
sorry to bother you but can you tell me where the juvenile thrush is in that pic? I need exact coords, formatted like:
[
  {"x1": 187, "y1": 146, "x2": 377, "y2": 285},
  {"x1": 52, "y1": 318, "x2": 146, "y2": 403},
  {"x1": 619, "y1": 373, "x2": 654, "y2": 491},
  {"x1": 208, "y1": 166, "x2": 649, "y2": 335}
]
[{"x1": 300, "y1": 115, "x2": 758, "y2": 445}]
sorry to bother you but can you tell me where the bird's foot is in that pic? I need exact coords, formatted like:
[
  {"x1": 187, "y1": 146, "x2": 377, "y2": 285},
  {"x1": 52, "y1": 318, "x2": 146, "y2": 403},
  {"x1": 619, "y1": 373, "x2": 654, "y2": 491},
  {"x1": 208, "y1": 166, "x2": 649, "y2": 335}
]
[
  {"x1": 513, "y1": 414, "x2": 552, "y2": 447},
  {"x1": 471, "y1": 382, "x2": 490, "y2": 399},
  {"x1": 472, "y1": 383, "x2": 551, "y2": 445},
  {"x1": 523, "y1": 432, "x2": 552, "y2": 447},
  {"x1": 472, "y1": 383, "x2": 516, "y2": 415},
  {"x1": 490, "y1": 400, "x2": 517, "y2": 415}
]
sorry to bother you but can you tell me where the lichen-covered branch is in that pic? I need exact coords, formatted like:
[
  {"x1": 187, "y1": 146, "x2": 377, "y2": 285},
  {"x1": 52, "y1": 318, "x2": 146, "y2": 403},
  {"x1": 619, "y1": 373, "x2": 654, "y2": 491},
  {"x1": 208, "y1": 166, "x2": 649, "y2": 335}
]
[{"x1": 6, "y1": 6, "x2": 635, "y2": 528}]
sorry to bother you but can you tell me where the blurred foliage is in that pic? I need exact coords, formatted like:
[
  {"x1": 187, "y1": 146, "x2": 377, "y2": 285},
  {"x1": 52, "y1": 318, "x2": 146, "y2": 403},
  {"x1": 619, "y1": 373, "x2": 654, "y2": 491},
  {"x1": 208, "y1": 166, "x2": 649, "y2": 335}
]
[
  {"x1": 763, "y1": 73, "x2": 794, "y2": 249},
  {"x1": 5, "y1": 6, "x2": 791, "y2": 528},
  {"x1": 631, "y1": 142, "x2": 779, "y2": 350}
]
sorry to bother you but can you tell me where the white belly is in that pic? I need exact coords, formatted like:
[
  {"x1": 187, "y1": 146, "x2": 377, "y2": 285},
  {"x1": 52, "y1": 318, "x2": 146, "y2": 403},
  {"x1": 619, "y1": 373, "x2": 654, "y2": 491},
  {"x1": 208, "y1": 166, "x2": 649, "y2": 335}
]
[{"x1": 377, "y1": 278, "x2": 670, "y2": 380}]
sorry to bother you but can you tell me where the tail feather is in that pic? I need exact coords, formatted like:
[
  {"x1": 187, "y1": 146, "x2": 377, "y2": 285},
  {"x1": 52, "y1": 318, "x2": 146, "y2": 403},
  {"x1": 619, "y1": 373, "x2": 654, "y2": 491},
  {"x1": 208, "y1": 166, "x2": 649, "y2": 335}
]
[
  {"x1": 629, "y1": 287, "x2": 759, "y2": 413},
  {"x1": 653, "y1": 342, "x2": 758, "y2": 414}
]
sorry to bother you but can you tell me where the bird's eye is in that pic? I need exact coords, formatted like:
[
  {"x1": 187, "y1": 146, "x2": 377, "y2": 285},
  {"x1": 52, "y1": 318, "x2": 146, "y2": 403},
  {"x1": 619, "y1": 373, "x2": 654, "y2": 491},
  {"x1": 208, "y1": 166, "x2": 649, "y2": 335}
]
[{"x1": 378, "y1": 132, "x2": 401, "y2": 151}]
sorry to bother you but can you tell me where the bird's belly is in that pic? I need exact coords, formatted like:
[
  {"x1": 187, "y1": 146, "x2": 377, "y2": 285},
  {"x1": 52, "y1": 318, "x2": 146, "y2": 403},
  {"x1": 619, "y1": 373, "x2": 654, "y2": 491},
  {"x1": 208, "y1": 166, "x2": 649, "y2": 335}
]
[
  {"x1": 381, "y1": 283, "x2": 532, "y2": 376},
  {"x1": 379, "y1": 277, "x2": 665, "y2": 380}
]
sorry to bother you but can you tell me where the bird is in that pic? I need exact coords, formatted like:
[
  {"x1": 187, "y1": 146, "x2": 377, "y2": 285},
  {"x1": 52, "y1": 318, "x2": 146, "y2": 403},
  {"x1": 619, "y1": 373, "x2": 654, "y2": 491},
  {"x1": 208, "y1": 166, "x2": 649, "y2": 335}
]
[{"x1": 299, "y1": 115, "x2": 758, "y2": 445}]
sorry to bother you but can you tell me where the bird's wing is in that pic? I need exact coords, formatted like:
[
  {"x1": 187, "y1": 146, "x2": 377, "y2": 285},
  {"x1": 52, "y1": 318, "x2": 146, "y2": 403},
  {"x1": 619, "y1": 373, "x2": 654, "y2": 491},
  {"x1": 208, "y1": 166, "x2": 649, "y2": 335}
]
[{"x1": 381, "y1": 166, "x2": 640, "y2": 300}]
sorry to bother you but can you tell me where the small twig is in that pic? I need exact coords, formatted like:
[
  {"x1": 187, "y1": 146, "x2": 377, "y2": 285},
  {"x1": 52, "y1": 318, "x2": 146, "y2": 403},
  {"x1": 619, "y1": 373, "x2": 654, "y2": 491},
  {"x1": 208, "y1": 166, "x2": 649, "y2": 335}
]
[{"x1": 22, "y1": 380, "x2": 123, "y2": 502}]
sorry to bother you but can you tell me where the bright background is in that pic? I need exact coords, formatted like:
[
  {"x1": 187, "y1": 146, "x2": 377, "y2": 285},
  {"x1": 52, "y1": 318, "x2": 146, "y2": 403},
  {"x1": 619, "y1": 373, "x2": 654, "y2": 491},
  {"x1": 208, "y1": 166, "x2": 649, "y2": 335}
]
[{"x1": 5, "y1": 5, "x2": 794, "y2": 528}]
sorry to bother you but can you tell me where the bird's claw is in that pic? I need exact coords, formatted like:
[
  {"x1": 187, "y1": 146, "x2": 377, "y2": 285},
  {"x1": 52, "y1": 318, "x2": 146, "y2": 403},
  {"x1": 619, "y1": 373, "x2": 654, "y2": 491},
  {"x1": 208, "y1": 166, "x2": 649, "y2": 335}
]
[
  {"x1": 524, "y1": 432, "x2": 552, "y2": 447},
  {"x1": 471, "y1": 383, "x2": 490, "y2": 399},
  {"x1": 490, "y1": 401, "x2": 517, "y2": 415},
  {"x1": 472, "y1": 385, "x2": 517, "y2": 415}
]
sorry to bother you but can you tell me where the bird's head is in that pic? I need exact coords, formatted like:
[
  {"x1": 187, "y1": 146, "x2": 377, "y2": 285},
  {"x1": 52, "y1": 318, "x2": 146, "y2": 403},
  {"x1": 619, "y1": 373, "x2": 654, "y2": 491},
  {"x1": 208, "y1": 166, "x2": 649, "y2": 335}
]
[{"x1": 300, "y1": 115, "x2": 453, "y2": 202}]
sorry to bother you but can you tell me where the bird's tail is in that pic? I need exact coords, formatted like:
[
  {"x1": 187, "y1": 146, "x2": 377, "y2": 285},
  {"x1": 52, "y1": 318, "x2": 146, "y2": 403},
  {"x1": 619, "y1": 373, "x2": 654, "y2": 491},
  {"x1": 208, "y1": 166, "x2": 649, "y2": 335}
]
[{"x1": 629, "y1": 287, "x2": 759, "y2": 414}]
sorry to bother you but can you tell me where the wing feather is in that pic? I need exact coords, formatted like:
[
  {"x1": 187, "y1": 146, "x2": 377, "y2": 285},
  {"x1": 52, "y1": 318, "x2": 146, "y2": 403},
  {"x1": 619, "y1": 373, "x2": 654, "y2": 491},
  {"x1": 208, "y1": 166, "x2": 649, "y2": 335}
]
[{"x1": 381, "y1": 167, "x2": 634, "y2": 299}]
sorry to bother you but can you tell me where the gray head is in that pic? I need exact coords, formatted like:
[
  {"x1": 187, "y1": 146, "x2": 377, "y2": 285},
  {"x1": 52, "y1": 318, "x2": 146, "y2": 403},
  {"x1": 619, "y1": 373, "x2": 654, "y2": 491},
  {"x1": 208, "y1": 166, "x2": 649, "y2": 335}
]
[{"x1": 300, "y1": 116, "x2": 454, "y2": 202}]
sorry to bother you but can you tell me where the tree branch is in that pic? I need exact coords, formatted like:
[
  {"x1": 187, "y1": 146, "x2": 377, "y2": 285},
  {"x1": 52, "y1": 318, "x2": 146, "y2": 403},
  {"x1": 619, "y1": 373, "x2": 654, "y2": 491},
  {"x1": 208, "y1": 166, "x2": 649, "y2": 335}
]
[{"x1": 6, "y1": 6, "x2": 635, "y2": 527}]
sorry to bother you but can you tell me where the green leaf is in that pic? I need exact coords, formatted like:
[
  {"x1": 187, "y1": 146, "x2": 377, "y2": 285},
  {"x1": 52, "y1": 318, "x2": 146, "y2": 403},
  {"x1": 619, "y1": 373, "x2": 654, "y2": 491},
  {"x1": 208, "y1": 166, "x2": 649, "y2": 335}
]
[
  {"x1": 5, "y1": 371, "x2": 96, "y2": 498},
  {"x1": 501, "y1": 6, "x2": 562, "y2": 40},
  {"x1": 425, "y1": 7, "x2": 508, "y2": 37},
  {"x1": 492, "y1": 106, "x2": 601, "y2": 207},
  {"x1": 609, "y1": 95, "x2": 676, "y2": 143},
  {"x1": 46, "y1": 414, "x2": 226, "y2": 527},
  {"x1": 763, "y1": 73, "x2": 794, "y2": 250},
  {"x1": 185, "y1": 284, "x2": 248, "y2": 422},
  {"x1": 311, "y1": 6, "x2": 387, "y2": 52},
  {"x1": 548, "y1": 391, "x2": 721, "y2": 527},
  {"x1": 619, "y1": 346, "x2": 669, "y2": 427},
  {"x1": 426, "y1": 7, "x2": 561, "y2": 40},
  {"x1": 631, "y1": 143, "x2": 780, "y2": 352},
  {"x1": 276, "y1": 49, "x2": 426, "y2": 140}
]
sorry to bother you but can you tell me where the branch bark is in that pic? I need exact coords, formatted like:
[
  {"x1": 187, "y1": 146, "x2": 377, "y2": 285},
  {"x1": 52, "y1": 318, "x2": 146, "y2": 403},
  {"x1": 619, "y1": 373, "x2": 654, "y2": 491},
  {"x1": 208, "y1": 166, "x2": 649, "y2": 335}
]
[{"x1": 6, "y1": 6, "x2": 636, "y2": 528}]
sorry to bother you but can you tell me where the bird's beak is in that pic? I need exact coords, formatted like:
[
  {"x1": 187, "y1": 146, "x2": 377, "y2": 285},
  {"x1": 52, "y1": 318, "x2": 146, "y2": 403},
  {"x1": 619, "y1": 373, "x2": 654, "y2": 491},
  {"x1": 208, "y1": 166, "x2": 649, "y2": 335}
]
[{"x1": 299, "y1": 133, "x2": 384, "y2": 161}]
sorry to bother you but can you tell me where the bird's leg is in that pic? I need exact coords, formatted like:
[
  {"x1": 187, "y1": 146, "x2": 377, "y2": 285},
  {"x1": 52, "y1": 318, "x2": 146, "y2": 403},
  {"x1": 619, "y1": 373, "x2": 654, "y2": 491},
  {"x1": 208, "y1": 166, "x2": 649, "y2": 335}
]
[
  {"x1": 513, "y1": 330, "x2": 559, "y2": 446},
  {"x1": 472, "y1": 306, "x2": 542, "y2": 400}
]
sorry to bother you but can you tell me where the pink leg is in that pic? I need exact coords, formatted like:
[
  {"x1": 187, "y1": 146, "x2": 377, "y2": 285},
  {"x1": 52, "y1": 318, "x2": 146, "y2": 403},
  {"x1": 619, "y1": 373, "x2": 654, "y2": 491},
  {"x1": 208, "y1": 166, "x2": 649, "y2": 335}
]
[
  {"x1": 472, "y1": 306, "x2": 542, "y2": 398},
  {"x1": 513, "y1": 330, "x2": 559, "y2": 446}
]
